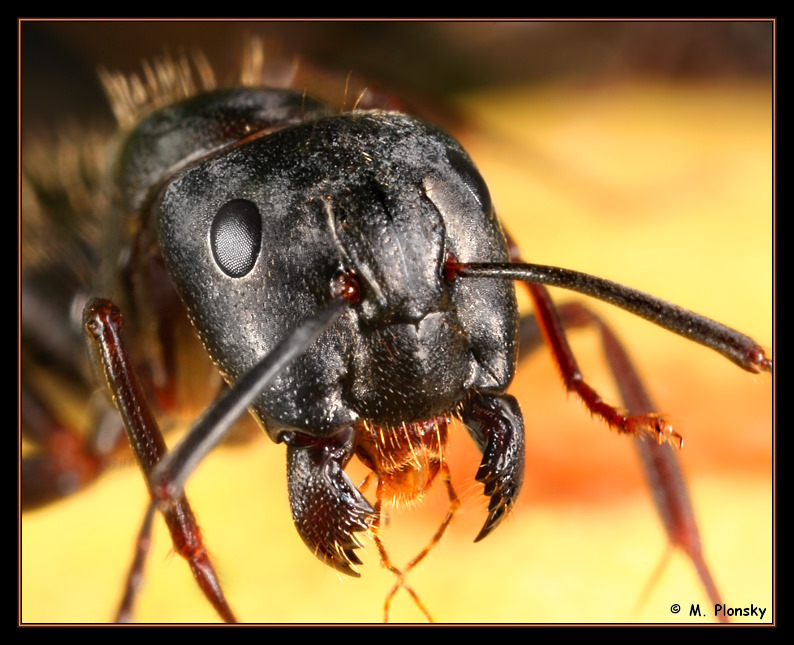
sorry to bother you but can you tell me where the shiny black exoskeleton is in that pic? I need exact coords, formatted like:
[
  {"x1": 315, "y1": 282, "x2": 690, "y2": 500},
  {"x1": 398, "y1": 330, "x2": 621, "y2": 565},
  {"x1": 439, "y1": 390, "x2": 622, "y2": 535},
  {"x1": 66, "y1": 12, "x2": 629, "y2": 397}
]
[
  {"x1": 120, "y1": 87, "x2": 524, "y2": 574},
  {"x1": 23, "y1": 48, "x2": 772, "y2": 622}
]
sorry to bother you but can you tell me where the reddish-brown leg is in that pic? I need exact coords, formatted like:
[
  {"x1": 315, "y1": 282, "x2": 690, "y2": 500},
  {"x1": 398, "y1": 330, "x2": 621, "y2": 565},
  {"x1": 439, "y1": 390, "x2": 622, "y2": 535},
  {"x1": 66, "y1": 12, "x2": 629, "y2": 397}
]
[
  {"x1": 21, "y1": 385, "x2": 110, "y2": 509},
  {"x1": 115, "y1": 501, "x2": 157, "y2": 622},
  {"x1": 520, "y1": 300, "x2": 726, "y2": 621},
  {"x1": 83, "y1": 298, "x2": 236, "y2": 623},
  {"x1": 525, "y1": 283, "x2": 682, "y2": 447},
  {"x1": 21, "y1": 311, "x2": 129, "y2": 511}
]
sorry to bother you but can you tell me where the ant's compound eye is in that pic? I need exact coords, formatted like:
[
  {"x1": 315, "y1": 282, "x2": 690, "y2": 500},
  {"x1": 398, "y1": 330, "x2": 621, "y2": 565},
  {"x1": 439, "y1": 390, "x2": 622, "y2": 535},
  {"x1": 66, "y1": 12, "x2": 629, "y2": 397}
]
[
  {"x1": 210, "y1": 199, "x2": 262, "y2": 278},
  {"x1": 446, "y1": 147, "x2": 492, "y2": 216}
]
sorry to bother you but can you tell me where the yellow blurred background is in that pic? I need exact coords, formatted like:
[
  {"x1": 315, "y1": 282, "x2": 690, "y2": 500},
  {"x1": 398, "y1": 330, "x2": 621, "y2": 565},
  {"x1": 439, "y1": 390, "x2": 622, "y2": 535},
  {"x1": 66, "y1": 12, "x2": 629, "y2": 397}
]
[{"x1": 20, "y1": 21, "x2": 773, "y2": 624}]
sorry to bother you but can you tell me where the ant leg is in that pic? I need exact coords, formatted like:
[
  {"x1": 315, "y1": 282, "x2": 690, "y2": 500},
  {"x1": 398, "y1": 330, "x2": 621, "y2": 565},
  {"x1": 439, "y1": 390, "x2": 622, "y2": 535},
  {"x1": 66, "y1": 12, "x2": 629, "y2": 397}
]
[
  {"x1": 21, "y1": 384, "x2": 109, "y2": 509},
  {"x1": 21, "y1": 378, "x2": 131, "y2": 511},
  {"x1": 21, "y1": 286, "x2": 127, "y2": 509},
  {"x1": 115, "y1": 501, "x2": 156, "y2": 622},
  {"x1": 83, "y1": 298, "x2": 236, "y2": 623},
  {"x1": 520, "y1": 301, "x2": 726, "y2": 621},
  {"x1": 525, "y1": 283, "x2": 683, "y2": 447}
]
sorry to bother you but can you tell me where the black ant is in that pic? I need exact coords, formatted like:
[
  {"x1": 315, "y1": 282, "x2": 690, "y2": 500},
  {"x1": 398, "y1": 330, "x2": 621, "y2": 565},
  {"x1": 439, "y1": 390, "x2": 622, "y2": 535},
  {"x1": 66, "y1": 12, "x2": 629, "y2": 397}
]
[{"x1": 21, "y1": 29, "x2": 772, "y2": 624}]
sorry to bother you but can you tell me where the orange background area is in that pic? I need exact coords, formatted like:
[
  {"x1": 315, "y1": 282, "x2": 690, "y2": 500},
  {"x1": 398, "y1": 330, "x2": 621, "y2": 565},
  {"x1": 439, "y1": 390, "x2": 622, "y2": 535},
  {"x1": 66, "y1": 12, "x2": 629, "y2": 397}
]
[{"x1": 20, "y1": 22, "x2": 773, "y2": 624}]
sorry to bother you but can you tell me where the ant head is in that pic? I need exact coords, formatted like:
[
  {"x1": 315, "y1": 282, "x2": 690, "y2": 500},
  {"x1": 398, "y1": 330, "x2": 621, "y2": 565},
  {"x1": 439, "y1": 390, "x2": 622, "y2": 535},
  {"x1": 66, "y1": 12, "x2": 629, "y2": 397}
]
[{"x1": 156, "y1": 104, "x2": 517, "y2": 433}]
